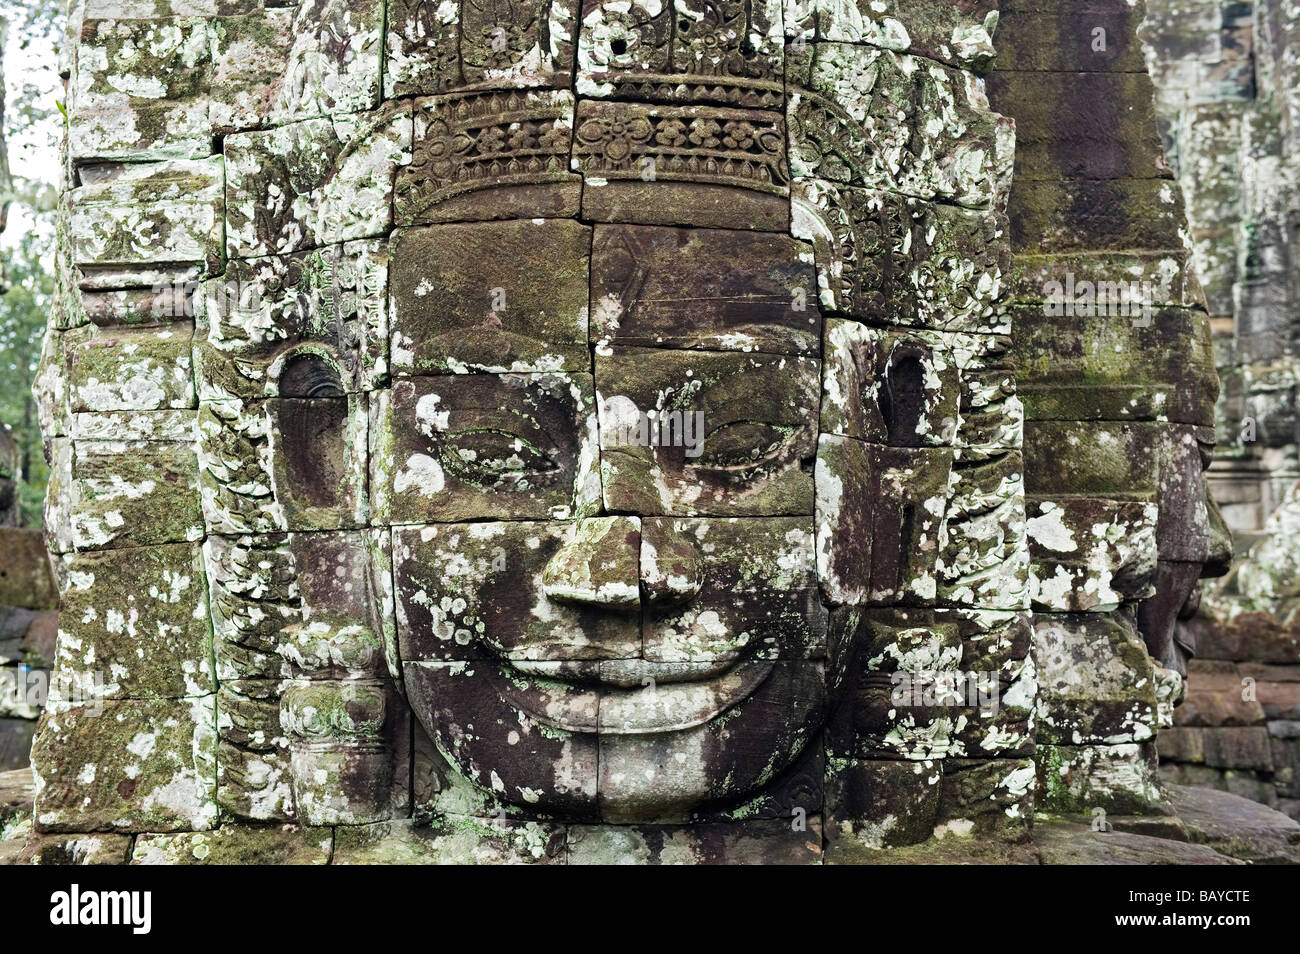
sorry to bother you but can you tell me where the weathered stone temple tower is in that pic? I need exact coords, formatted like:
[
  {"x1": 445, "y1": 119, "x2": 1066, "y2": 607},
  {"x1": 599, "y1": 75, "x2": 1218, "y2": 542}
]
[
  {"x1": 1141, "y1": 1, "x2": 1300, "y2": 818},
  {"x1": 22, "y1": 0, "x2": 1228, "y2": 863}
]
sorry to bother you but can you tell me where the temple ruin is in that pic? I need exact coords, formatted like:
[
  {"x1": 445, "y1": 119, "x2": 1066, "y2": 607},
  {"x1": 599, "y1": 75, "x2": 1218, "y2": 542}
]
[{"x1": 1, "y1": 0, "x2": 1297, "y2": 864}]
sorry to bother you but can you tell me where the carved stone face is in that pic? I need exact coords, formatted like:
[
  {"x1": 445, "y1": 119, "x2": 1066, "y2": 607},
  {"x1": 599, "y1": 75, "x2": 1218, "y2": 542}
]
[
  {"x1": 222, "y1": 33, "x2": 1014, "y2": 825},
  {"x1": 1138, "y1": 427, "x2": 1232, "y2": 676},
  {"x1": 374, "y1": 214, "x2": 840, "y2": 821}
]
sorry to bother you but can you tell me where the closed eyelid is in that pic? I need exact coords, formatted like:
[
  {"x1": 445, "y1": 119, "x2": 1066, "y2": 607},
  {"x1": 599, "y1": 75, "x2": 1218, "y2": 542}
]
[
  {"x1": 440, "y1": 428, "x2": 561, "y2": 476},
  {"x1": 690, "y1": 420, "x2": 800, "y2": 471}
]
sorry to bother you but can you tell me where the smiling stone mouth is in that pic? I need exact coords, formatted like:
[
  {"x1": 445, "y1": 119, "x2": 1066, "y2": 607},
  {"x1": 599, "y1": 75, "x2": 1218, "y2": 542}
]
[
  {"x1": 488, "y1": 655, "x2": 776, "y2": 735},
  {"x1": 510, "y1": 655, "x2": 742, "y2": 685}
]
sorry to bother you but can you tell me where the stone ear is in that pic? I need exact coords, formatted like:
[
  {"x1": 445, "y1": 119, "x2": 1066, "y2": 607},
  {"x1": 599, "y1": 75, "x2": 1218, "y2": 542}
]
[
  {"x1": 881, "y1": 348, "x2": 927, "y2": 447},
  {"x1": 277, "y1": 352, "x2": 348, "y2": 510},
  {"x1": 279, "y1": 351, "x2": 345, "y2": 398}
]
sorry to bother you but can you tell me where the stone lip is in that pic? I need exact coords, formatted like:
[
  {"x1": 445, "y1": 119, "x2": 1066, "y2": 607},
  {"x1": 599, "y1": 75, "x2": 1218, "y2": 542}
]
[
  {"x1": 495, "y1": 658, "x2": 776, "y2": 735},
  {"x1": 511, "y1": 657, "x2": 742, "y2": 687}
]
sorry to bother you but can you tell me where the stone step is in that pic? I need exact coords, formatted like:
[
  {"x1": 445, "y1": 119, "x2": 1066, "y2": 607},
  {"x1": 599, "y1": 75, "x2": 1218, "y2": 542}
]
[{"x1": 1167, "y1": 782, "x2": 1300, "y2": 864}]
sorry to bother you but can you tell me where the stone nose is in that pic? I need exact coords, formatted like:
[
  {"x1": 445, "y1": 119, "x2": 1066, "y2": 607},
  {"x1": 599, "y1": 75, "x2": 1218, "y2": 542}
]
[
  {"x1": 1202, "y1": 491, "x2": 1232, "y2": 579},
  {"x1": 541, "y1": 516, "x2": 643, "y2": 611}
]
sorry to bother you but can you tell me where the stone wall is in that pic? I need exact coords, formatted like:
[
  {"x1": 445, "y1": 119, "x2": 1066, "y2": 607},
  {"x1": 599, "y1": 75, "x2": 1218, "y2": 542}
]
[
  {"x1": 988, "y1": 0, "x2": 1226, "y2": 821},
  {"x1": 1159, "y1": 655, "x2": 1300, "y2": 820},
  {"x1": 0, "y1": 581, "x2": 58, "y2": 772}
]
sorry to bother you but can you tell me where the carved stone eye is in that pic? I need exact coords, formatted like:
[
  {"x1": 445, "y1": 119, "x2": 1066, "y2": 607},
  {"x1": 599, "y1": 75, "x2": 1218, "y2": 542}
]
[
  {"x1": 695, "y1": 420, "x2": 794, "y2": 471},
  {"x1": 439, "y1": 428, "x2": 560, "y2": 487},
  {"x1": 277, "y1": 353, "x2": 347, "y2": 510},
  {"x1": 881, "y1": 350, "x2": 927, "y2": 447}
]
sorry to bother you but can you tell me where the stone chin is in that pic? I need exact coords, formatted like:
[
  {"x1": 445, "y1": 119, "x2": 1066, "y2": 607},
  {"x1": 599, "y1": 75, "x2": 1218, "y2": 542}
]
[{"x1": 403, "y1": 654, "x2": 830, "y2": 822}]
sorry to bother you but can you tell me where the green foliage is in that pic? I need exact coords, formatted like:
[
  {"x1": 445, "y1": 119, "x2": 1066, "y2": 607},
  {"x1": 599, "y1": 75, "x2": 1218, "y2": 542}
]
[
  {"x1": 0, "y1": 235, "x2": 52, "y2": 526},
  {"x1": 2, "y1": 0, "x2": 67, "y2": 186},
  {"x1": 1, "y1": 0, "x2": 63, "y2": 51},
  {"x1": 1, "y1": 0, "x2": 64, "y2": 525}
]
